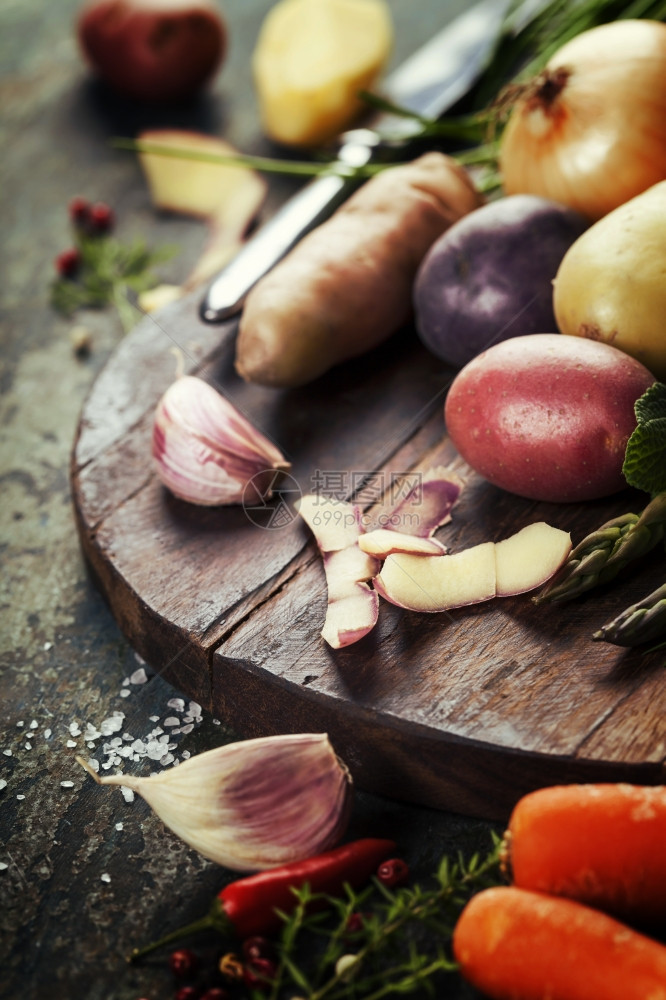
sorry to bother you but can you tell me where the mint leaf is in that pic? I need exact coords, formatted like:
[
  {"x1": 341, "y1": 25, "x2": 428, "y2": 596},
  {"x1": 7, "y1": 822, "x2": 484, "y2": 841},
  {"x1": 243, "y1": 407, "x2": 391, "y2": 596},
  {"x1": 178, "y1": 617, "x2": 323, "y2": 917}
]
[
  {"x1": 634, "y1": 381, "x2": 666, "y2": 425},
  {"x1": 622, "y1": 382, "x2": 666, "y2": 496}
]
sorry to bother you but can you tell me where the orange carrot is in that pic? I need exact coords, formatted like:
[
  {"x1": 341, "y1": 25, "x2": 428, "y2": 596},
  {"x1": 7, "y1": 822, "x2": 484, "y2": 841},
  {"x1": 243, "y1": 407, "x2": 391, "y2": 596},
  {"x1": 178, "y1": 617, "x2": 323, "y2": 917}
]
[
  {"x1": 453, "y1": 886, "x2": 666, "y2": 1000},
  {"x1": 502, "y1": 783, "x2": 666, "y2": 927}
]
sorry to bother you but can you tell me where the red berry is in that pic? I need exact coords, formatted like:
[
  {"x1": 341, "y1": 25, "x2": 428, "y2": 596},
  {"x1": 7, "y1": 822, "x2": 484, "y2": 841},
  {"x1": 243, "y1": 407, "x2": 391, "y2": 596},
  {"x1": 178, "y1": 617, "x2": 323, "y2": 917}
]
[
  {"x1": 241, "y1": 936, "x2": 275, "y2": 962},
  {"x1": 243, "y1": 957, "x2": 277, "y2": 990},
  {"x1": 174, "y1": 988, "x2": 199, "y2": 1000},
  {"x1": 88, "y1": 202, "x2": 115, "y2": 234},
  {"x1": 69, "y1": 196, "x2": 91, "y2": 228},
  {"x1": 199, "y1": 990, "x2": 229, "y2": 1000},
  {"x1": 169, "y1": 948, "x2": 198, "y2": 979},
  {"x1": 55, "y1": 247, "x2": 81, "y2": 278},
  {"x1": 376, "y1": 858, "x2": 409, "y2": 888}
]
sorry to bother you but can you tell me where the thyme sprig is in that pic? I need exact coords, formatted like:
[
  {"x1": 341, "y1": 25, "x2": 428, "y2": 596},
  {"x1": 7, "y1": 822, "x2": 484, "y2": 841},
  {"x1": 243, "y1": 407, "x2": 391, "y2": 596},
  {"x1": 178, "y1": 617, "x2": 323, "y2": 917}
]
[
  {"x1": 50, "y1": 227, "x2": 177, "y2": 334},
  {"x1": 259, "y1": 835, "x2": 502, "y2": 1000}
]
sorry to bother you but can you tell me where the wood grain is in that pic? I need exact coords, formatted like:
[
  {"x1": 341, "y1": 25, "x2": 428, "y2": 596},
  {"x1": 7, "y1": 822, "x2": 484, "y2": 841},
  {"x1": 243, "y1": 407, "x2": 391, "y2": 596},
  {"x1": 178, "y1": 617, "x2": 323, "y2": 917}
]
[{"x1": 72, "y1": 291, "x2": 666, "y2": 821}]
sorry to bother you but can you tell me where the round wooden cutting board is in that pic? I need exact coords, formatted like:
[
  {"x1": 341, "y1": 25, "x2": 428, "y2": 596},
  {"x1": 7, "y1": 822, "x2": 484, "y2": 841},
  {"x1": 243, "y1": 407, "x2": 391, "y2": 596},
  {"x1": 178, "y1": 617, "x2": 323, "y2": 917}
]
[{"x1": 71, "y1": 290, "x2": 666, "y2": 821}]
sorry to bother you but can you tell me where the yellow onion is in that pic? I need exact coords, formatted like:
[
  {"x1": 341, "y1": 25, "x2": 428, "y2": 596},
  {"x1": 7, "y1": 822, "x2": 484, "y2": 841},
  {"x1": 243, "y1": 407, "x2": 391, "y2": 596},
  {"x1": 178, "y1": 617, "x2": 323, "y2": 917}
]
[{"x1": 499, "y1": 19, "x2": 666, "y2": 221}]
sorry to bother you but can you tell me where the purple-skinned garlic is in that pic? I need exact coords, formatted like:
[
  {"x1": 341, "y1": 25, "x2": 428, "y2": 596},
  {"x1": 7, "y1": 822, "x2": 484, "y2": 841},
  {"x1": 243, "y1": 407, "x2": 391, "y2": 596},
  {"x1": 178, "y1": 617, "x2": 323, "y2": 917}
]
[
  {"x1": 152, "y1": 375, "x2": 290, "y2": 506},
  {"x1": 76, "y1": 733, "x2": 352, "y2": 871}
]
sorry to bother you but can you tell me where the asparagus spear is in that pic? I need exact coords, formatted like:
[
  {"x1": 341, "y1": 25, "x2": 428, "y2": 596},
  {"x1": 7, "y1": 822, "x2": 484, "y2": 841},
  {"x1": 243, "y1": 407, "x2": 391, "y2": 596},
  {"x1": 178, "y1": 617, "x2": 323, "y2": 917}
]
[
  {"x1": 534, "y1": 492, "x2": 666, "y2": 605},
  {"x1": 593, "y1": 583, "x2": 666, "y2": 647}
]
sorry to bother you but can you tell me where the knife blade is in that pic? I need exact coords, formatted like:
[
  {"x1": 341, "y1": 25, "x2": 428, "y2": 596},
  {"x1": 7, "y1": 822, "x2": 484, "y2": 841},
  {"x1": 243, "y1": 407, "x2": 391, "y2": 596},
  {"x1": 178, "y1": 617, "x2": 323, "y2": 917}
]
[{"x1": 200, "y1": 0, "x2": 510, "y2": 324}]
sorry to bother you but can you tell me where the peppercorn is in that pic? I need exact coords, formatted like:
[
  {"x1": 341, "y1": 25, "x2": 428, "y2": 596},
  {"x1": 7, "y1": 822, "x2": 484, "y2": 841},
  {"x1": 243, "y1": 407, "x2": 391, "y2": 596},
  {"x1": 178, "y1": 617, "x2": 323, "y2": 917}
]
[
  {"x1": 243, "y1": 956, "x2": 277, "y2": 991},
  {"x1": 55, "y1": 248, "x2": 81, "y2": 279},
  {"x1": 376, "y1": 858, "x2": 410, "y2": 888},
  {"x1": 88, "y1": 202, "x2": 114, "y2": 235},
  {"x1": 169, "y1": 948, "x2": 198, "y2": 979},
  {"x1": 241, "y1": 936, "x2": 275, "y2": 962}
]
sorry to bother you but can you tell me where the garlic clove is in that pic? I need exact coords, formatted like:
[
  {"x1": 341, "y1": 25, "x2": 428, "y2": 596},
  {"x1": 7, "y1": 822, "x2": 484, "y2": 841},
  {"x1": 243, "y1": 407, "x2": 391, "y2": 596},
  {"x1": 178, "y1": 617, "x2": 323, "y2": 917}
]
[
  {"x1": 77, "y1": 732, "x2": 352, "y2": 871},
  {"x1": 152, "y1": 375, "x2": 290, "y2": 506}
]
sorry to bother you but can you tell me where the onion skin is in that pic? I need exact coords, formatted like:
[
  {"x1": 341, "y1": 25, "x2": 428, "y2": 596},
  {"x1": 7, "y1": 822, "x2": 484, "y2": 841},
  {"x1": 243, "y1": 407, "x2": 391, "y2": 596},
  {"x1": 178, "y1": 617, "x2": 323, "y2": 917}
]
[{"x1": 499, "y1": 19, "x2": 666, "y2": 221}]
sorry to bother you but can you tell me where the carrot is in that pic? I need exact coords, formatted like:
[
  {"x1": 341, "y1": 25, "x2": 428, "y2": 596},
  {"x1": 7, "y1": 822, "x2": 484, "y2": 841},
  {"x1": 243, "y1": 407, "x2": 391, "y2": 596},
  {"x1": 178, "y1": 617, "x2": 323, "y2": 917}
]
[
  {"x1": 502, "y1": 783, "x2": 666, "y2": 927},
  {"x1": 234, "y1": 151, "x2": 482, "y2": 387},
  {"x1": 453, "y1": 886, "x2": 666, "y2": 1000}
]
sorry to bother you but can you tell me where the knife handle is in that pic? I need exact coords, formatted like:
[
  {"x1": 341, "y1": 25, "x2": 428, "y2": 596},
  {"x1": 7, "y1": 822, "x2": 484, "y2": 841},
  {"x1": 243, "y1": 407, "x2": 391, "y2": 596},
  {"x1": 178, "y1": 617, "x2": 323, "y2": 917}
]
[{"x1": 199, "y1": 129, "x2": 381, "y2": 324}]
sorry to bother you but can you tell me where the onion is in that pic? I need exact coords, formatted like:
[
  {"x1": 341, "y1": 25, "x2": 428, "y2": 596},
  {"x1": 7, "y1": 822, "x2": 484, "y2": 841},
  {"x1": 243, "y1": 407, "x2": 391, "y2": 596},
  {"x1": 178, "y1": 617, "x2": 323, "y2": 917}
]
[{"x1": 499, "y1": 19, "x2": 666, "y2": 220}]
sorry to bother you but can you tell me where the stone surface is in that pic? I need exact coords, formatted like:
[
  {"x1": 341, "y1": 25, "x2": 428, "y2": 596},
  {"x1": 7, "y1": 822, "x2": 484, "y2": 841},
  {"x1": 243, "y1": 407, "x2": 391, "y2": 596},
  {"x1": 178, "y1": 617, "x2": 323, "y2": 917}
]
[{"x1": 1, "y1": 2, "x2": 493, "y2": 999}]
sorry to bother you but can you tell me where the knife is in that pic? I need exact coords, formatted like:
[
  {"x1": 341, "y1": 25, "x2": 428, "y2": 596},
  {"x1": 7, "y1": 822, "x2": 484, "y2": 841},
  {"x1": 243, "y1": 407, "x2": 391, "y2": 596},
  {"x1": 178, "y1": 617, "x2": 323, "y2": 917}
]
[{"x1": 200, "y1": 0, "x2": 510, "y2": 324}]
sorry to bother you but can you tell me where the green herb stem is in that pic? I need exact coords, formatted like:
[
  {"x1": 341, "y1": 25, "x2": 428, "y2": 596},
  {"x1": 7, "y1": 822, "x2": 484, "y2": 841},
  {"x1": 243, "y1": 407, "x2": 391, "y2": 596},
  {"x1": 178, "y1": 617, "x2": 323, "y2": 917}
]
[{"x1": 273, "y1": 841, "x2": 502, "y2": 1000}]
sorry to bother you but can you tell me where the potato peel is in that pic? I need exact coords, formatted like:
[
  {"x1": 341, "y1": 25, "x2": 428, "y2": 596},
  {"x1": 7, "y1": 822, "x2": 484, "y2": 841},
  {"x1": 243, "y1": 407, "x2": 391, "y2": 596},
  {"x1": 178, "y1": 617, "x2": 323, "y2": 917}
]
[{"x1": 136, "y1": 129, "x2": 266, "y2": 309}]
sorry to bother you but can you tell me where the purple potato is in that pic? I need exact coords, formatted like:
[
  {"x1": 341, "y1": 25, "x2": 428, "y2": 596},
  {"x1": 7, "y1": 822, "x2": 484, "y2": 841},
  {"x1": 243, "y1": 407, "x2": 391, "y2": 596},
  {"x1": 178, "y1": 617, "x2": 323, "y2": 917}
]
[{"x1": 414, "y1": 194, "x2": 589, "y2": 368}]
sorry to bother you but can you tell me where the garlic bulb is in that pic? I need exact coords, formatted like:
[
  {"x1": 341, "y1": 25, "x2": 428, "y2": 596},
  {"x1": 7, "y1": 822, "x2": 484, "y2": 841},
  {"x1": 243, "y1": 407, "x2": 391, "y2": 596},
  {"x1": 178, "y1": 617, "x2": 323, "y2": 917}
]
[
  {"x1": 77, "y1": 732, "x2": 352, "y2": 870},
  {"x1": 152, "y1": 375, "x2": 290, "y2": 505}
]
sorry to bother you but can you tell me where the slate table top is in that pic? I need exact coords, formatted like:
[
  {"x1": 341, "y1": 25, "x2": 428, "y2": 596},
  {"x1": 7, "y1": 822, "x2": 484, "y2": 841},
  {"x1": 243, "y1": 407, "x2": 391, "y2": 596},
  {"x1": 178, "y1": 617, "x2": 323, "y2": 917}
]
[{"x1": 0, "y1": 2, "x2": 497, "y2": 998}]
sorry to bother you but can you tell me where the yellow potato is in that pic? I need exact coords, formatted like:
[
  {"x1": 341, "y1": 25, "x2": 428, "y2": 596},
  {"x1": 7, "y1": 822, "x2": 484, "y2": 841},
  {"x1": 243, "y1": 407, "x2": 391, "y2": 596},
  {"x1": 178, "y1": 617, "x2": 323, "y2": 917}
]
[
  {"x1": 252, "y1": 0, "x2": 392, "y2": 147},
  {"x1": 553, "y1": 181, "x2": 666, "y2": 379}
]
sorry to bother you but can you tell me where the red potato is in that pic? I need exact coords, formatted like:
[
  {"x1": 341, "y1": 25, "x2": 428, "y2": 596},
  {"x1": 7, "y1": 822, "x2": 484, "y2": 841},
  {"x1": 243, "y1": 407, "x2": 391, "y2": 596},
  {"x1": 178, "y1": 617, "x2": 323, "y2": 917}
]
[
  {"x1": 444, "y1": 334, "x2": 655, "y2": 503},
  {"x1": 453, "y1": 886, "x2": 666, "y2": 1000},
  {"x1": 235, "y1": 153, "x2": 483, "y2": 387},
  {"x1": 504, "y1": 783, "x2": 666, "y2": 928},
  {"x1": 77, "y1": 0, "x2": 226, "y2": 103}
]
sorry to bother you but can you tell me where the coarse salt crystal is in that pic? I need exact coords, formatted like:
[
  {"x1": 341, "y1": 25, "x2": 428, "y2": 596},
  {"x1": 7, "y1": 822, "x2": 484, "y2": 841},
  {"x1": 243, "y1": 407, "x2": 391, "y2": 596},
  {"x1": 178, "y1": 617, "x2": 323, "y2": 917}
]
[
  {"x1": 0, "y1": 863, "x2": 8, "y2": 871},
  {"x1": 120, "y1": 786, "x2": 134, "y2": 803},
  {"x1": 180, "y1": 724, "x2": 194, "y2": 735},
  {"x1": 163, "y1": 717, "x2": 180, "y2": 727},
  {"x1": 16, "y1": 794, "x2": 25, "y2": 800},
  {"x1": 119, "y1": 690, "x2": 131, "y2": 698},
  {"x1": 24, "y1": 743, "x2": 31, "y2": 751},
  {"x1": 149, "y1": 715, "x2": 159, "y2": 722},
  {"x1": 0, "y1": 779, "x2": 7, "y2": 790},
  {"x1": 16, "y1": 721, "x2": 24, "y2": 728},
  {"x1": 100, "y1": 715, "x2": 124, "y2": 736},
  {"x1": 213, "y1": 719, "x2": 221, "y2": 726},
  {"x1": 30, "y1": 720, "x2": 39, "y2": 730},
  {"x1": 134, "y1": 652, "x2": 145, "y2": 665},
  {"x1": 115, "y1": 822, "x2": 123, "y2": 831},
  {"x1": 167, "y1": 698, "x2": 185, "y2": 712},
  {"x1": 66, "y1": 740, "x2": 77, "y2": 748},
  {"x1": 122, "y1": 677, "x2": 130, "y2": 686},
  {"x1": 88, "y1": 759, "x2": 100, "y2": 772},
  {"x1": 60, "y1": 781, "x2": 74, "y2": 788},
  {"x1": 100, "y1": 873, "x2": 111, "y2": 883},
  {"x1": 160, "y1": 753, "x2": 174, "y2": 766},
  {"x1": 3, "y1": 750, "x2": 12, "y2": 757},
  {"x1": 189, "y1": 701, "x2": 202, "y2": 716},
  {"x1": 130, "y1": 668, "x2": 147, "y2": 685},
  {"x1": 43, "y1": 642, "x2": 53, "y2": 651},
  {"x1": 181, "y1": 751, "x2": 191, "y2": 760},
  {"x1": 44, "y1": 729, "x2": 51, "y2": 739}
]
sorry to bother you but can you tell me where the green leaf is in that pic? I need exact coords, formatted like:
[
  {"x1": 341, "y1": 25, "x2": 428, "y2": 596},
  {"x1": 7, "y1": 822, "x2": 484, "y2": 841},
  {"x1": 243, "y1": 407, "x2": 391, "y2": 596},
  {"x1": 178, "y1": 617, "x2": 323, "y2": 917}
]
[
  {"x1": 623, "y1": 382, "x2": 666, "y2": 496},
  {"x1": 635, "y1": 381, "x2": 666, "y2": 424}
]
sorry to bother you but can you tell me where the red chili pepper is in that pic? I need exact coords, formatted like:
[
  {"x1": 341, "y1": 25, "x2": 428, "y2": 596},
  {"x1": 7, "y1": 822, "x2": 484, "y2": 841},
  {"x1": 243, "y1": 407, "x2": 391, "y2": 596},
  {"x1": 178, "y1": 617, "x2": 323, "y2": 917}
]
[{"x1": 130, "y1": 838, "x2": 396, "y2": 963}]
